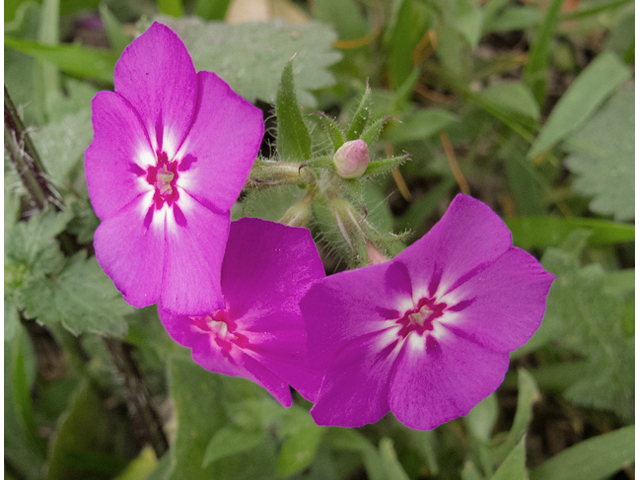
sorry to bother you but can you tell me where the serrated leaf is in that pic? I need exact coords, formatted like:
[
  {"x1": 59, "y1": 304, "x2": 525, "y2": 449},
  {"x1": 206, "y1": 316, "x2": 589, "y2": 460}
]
[
  {"x1": 155, "y1": 17, "x2": 342, "y2": 107},
  {"x1": 530, "y1": 426, "x2": 634, "y2": 480},
  {"x1": 5, "y1": 208, "x2": 72, "y2": 278},
  {"x1": 277, "y1": 425, "x2": 324, "y2": 477},
  {"x1": 276, "y1": 60, "x2": 312, "y2": 162},
  {"x1": 202, "y1": 427, "x2": 263, "y2": 467},
  {"x1": 563, "y1": 88, "x2": 634, "y2": 221},
  {"x1": 21, "y1": 253, "x2": 133, "y2": 337},
  {"x1": 31, "y1": 108, "x2": 93, "y2": 187},
  {"x1": 386, "y1": 109, "x2": 458, "y2": 143},
  {"x1": 528, "y1": 52, "x2": 630, "y2": 158},
  {"x1": 527, "y1": 231, "x2": 634, "y2": 420}
]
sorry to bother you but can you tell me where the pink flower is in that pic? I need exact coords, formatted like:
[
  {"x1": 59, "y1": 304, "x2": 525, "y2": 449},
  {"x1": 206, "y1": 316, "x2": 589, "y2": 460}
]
[
  {"x1": 85, "y1": 22, "x2": 264, "y2": 314},
  {"x1": 159, "y1": 217, "x2": 326, "y2": 407},
  {"x1": 300, "y1": 194, "x2": 554, "y2": 430}
]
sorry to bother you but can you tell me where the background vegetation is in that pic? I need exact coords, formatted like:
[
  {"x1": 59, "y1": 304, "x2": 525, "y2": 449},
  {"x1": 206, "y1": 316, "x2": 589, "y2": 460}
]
[{"x1": 4, "y1": 0, "x2": 635, "y2": 479}]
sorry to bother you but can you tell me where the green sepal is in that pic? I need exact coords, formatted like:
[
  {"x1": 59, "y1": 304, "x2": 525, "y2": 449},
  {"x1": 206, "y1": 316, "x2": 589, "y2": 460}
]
[
  {"x1": 303, "y1": 156, "x2": 335, "y2": 170},
  {"x1": 345, "y1": 85, "x2": 372, "y2": 141},
  {"x1": 275, "y1": 59, "x2": 312, "y2": 162},
  {"x1": 313, "y1": 112, "x2": 345, "y2": 150},
  {"x1": 363, "y1": 153, "x2": 410, "y2": 177},
  {"x1": 361, "y1": 116, "x2": 394, "y2": 146}
]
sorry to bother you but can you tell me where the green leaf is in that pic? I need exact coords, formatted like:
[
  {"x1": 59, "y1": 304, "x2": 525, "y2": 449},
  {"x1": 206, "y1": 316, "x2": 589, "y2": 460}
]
[
  {"x1": 502, "y1": 138, "x2": 546, "y2": 216},
  {"x1": 494, "y1": 369, "x2": 538, "y2": 463},
  {"x1": 490, "y1": 436, "x2": 526, "y2": 480},
  {"x1": 5, "y1": 207, "x2": 72, "y2": 280},
  {"x1": 361, "y1": 116, "x2": 392, "y2": 146},
  {"x1": 363, "y1": 154, "x2": 409, "y2": 178},
  {"x1": 202, "y1": 427, "x2": 263, "y2": 467},
  {"x1": 603, "y1": 269, "x2": 635, "y2": 296},
  {"x1": 35, "y1": 0, "x2": 62, "y2": 121},
  {"x1": 388, "y1": 0, "x2": 429, "y2": 90},
  {"x1": 485, "y1": 7, "x2": 543, "y2": 33},
  {"x1": 522, "y1": 0, "x2": 563, "y2": 106},
  {"x1": 31, "y1": 108, "x2": 93, "y2": 187},
  {"x1": 314, "y1": 112, "x2": 345, "y2": 150},
  {"x1": 396, "y1": 176, "x2": 456, "y2": 234},
  {"x1": 158, "y1": 0, "x2": 183, "y2": 17},
  {"x1": 156, "y1": 17, "x2": 341, "y2": 107},
  {"x1": 276, "y1": 60, "x2": 312, "y2": 162},
  {"x1": 324, "y1": 428, "x2": 386, "y2": 480},
  {"x1": 239, "y1": 185, "x2": 307, "y2": 222},
  {"x1": 167, "y1": 358, "x2": 227, "y2": 479},
  {"x1": 530, "y1": 425, "x2": 634, "y2": 480},
  {"x1": 277, "y1": 425, "x2": 324, "y2": 477},
  {"x1": 466, "y1": 394, "x2": 498, "y2": 442},
  {"x1": 379, "y1": 437, "x2": 411, "y2": 480},
  {"x1": 21, "y1": 253, "x2": 133, "y2": 337},
  {"x1": 48, "y1": 381, "x2": 125, "y2": 479},
  {"x1": 345, "y1": 86, "x2": 372, "y2": 141},
  {"x1": 114, "y1": 446, "x2": 157, "y2": 480},
  {"x1": 4, "y1": 36, "x2": 118, "y2": 83},
  {"x1": 386, "y1": 109, "x2": 458, "y2": 143},
  {"x1": 564, "y1": 88, "x2": 634, "y2": 221},
  {"x1": 99, "y1": 3, "x2": 131, "y2": 54},
  {"x1": 479, "y1": 82, "x2": 540, "y2": 120},
  {"x1": 453, "y1": 0, "x2": 483, "y2": 49},
  {"x1": 313, "y1": 0, "x2": 369, "y2": 41},
  {"x1": 528, "y1": 52, "x2": 630, "y2": 158},
  {"x1": 505, "y1": 217, "x2": 634, "y2": 249},
  {"x1": 528, "y1": 231, "x2": 634, "y2": 420}
]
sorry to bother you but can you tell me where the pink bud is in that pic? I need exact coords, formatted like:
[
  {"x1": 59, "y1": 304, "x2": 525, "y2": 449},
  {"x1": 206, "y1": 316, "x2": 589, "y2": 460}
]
[{"x1": 333, "y1": 139, "x2": 370, "y2": 179}]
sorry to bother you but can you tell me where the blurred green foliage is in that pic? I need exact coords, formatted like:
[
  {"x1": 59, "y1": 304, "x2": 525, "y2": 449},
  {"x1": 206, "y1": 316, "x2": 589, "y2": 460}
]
[{"x1": 4, "y1": 0, "x2": 634, "y2": 479}]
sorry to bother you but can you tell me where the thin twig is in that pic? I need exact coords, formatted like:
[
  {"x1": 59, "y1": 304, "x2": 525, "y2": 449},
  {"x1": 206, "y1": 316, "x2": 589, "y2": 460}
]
[{"x1": 439, "y1": 130, "x2": 470, "y2": 195}]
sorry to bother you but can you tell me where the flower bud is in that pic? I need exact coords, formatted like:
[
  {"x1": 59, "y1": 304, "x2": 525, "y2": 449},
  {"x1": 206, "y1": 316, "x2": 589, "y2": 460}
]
[
  {"x1": 279, "y1": 201, "x2": 311, "y2": 227},
  {"x1": 333, "y1": 139, "x2": 369, "y2": 179}
]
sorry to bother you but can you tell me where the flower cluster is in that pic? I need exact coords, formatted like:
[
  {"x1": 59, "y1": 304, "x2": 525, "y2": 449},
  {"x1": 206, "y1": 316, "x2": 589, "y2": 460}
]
[{"x1": 87, "y1": 23, "x2": 554, "y2": 430}]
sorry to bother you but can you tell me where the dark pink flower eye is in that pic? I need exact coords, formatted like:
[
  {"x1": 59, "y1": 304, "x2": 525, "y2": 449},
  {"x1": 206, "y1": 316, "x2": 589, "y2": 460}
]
[{"x1": 84, "y1": 22, "x2": 264, "y2": 315}]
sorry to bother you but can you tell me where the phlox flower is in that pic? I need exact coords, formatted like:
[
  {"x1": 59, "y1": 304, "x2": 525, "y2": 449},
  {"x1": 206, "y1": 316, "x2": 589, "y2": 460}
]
[
  {"x1": 158, "y1": 217, "x2": 325, "y2": 407},
  {"x1": 85, "y1": 22, "x2": 264, "y2": 314},
  {"x1": 300, "y1": 194, "x2": 554, "y2": 430}
]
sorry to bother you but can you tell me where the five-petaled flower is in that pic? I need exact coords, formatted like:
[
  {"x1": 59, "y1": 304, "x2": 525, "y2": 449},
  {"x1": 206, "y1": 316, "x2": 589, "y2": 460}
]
[
  {"x1": 300, "y1": 194, "x2": 554, "y2": 430},
  {"x1": 85, "y1": 22, "x2": 264, "y2": 314},
  {"x1": 159, "y1": 217, "x2": 326, "y2": 407}
]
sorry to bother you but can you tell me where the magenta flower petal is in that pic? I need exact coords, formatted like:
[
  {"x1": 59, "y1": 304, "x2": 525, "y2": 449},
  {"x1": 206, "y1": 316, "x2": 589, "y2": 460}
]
[
  {"x1": 85, "y1": 91, "x2": 155, "y2": 220},
  {"x1": 394, "y1": 194, "x2": 513, "y2": 299},
  {"x1": 158, "y1": 217, "x2": 325, "y2": 406},
  {"x1": 301, "y1": 194, "x2": 554, "y2": 430},
  {"x1": 176, "y1": 71, "x2": 264, "y2": 211},
  {"x1": 86, "y1": 22, "x2": 264, "y2": 313},
  {"x1": 160, "y1": 192, "x2": 227, "y2": 314},
  {"x1": 438, "y1": 247, "x2": 554, "y2": 353},
  {"x1": 93, "y1": 194, "x2": 164, "y2": 308},
  {"x1": 388, "y1": 332, "x2": 509, "y2": 430},
  {"x1": 309, "y1": 331, "x2": 399, "y2": 427},
  {"x1": 114, "y1": 22, "x2": 197, "y2": 157}
]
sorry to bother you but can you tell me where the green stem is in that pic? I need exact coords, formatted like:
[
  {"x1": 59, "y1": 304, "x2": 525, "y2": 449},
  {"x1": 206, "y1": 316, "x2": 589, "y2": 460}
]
[{"x1": 4, "y1": 84, "x2": 62, "y2": 210}]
